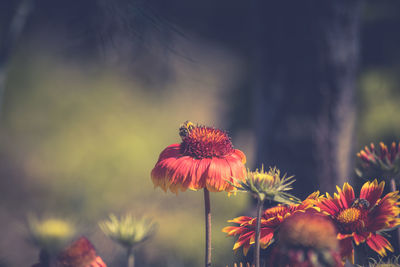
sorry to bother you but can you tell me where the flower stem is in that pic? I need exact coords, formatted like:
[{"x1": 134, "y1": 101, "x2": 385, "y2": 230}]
[
  {"x1": 39, "y1": 249, "x2": 50, "y2": 267},
  {"x1": 253, "y1": 198, "x2": 264, "y2": 267},
  {"x1": 127, "y1": 247, "x2": 135, "y2": 267},
  {"x1": 353, "y1": 241, "x2": 368, "y2": 266},
  {"x1": 204, "y1": 188, "x2": 212, "y2": 267},
  {"x1": 390, "y1": 177, "x2": 397, "y2": 192},
  {"x1": 390, "y1": 178, "x2": 400, "y2": 249}
]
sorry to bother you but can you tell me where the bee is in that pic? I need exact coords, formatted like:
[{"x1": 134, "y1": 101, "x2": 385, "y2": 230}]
[
  {"x1": 179, "y1": 121, "x2": 195, "y2": 138},
  {"x1": 351, "y1": 198, "x2": 370, "y2": 209}
]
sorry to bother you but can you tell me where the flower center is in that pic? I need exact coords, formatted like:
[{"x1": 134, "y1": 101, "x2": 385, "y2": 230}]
[
  {"x1": 179, "y1": 124, "x2": 233, "y2": 159},
  {"x1": 336, "y1": 208, "x2": 361, "y2": 224}
]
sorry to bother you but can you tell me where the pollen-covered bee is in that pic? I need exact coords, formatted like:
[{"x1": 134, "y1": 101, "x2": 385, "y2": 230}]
[
  {"x1": 179, "y1": 121, "x2": 195, "y2": 138},
  {"x1": 351, "y1": 198, "x2": 370, "y2": 209}
]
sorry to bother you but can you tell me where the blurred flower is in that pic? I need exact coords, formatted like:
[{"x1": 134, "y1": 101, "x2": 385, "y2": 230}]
[
  {"x1": 230, "y1": 166, "x2": 300, "y2": 204},
  {"x1": 222, "y1": 192, "x2": 320, "y2": 255},
  {"x1": 151, "y1": 121, "x2": 247, "y2": 193},
  {"x1": 362, "y1": 256, "x2": 400, "y2": 267},
  {"x1": 27, "y1": 216, "x2": 76, "y2": 254},
  {"x1": 56, "y1": 237, "x2": 106, "y2": 267},
  {"x1": 317, "y1": 180, "x2": 400, "y2": 260},
  {"x1": 277, "y1": 211, "x2": 338, "y2": 250},
  {"x1": 270, "y1": 211, "x2": 342, "y2": 267},
  {"x1": 99, "y1": 214, "x2": 157, "y2": 249},
  {"x1": 356, "y1": 142, "x2": 400, "y2": 182}
]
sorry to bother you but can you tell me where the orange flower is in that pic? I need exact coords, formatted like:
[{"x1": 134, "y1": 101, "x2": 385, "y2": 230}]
[
  {"x1": 317, "y1": 180, "x2": 400, "y2": 259},
  {"x1": 270, "y1": 211, "x2": 342, "y2": 267},
  {"x1": 56, "y1": 237, "x2": 107, "y2": 267},
  {"x1": 151, "y1": 121, "x2": 247, "y2": 193},
  {"x1": 222, "y1": 193, "x2": 320, "y2": 255}
]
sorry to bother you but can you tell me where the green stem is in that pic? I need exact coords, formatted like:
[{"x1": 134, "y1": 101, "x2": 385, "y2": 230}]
[
  {"x1": 204, "y1": 188, "x2": 212, "y2": 267},
  {"x1": 127, "y1": 247, "x2": 135, "y2": 267},
  {"x1": 253, "y1": 198, "x2": 264, "y2": 267}
]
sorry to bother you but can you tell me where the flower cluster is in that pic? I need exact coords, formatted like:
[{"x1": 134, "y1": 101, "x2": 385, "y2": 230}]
[
  {"x1": 224, "y1": 179, "x2": 400, "y2": 263},
  {"x1": 150, "y1": 122, "x2": 400, "y2": 267}
]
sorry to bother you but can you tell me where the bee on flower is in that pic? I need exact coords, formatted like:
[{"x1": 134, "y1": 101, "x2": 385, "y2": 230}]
[
  {"x1": 151, "y1": 121, "x2": 247, "y2": 267},
  {"x1": 316, "y1": 180, "x2": 400, "y2": 261},
  {"x1": 151, "y1": 121, "x2": 247, "y2": 193}
]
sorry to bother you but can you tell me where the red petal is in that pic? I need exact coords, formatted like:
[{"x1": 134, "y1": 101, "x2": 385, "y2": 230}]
[
  {"x1": 360, "y1": 179, "x2": 384, "y2": 207},
  {"x1": 337, "y1": 183, "x2": 354, "y2": 209},
  {"x1": 259, "y1": 228, "x2": 274, "y2": 248},
  {"x1": 206, "y1": 158, "x2": 231, "y2": 192},
  {"x1": 353, "y1": 233, "x2": 366, "y2": 245},
  {"x1": 156, "y1": 144, "x2": 181, "y2": 162},
  {"x1": 151, "y1": 156, "x2": 179, "y2": 191},
  {"x1": 232, "y1": 149, "x2": 246, "y2": 164},
  {"x1": 166, "y1": 156, "x2": 193, "y2": 193},
  {"x1": 190, "y1": 158, "x2": 211, "y2": 189},
  {"x1": 366, "y1": 234, "x2": 393, "y2": 257},
  {"x1": 318, "y1": 197, "x2": 340, "y2": 215},
  {"x1": 339, "y1": 238, "x2": 354, "y2": 263},
  {"x1": 228, "y1": 216, "x2": 253, "y2": 225}
]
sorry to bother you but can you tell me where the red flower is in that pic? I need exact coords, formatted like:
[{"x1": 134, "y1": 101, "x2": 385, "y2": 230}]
[
  {"x1": 317, "y1": 180, "x2": 400, "y2": 259},
  {"x1": 357, "y1": 142, "x2": 400, "y2": 166},
  {"x1": 222, "y1": 193, "x2": 320, "y2": 255},
  {"x1": 56, "y1": 237, "x2": 107, "y2": 267},
  {"x1": 356, "y1": 142, "x2": 400, "y2": 183},
  {"x1": 151, "y1": 122, "x2": 247, "y2": 193}
]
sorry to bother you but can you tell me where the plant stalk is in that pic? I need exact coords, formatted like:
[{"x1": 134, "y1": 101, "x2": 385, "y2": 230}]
[
  {"x1": 204, "y1": 188, "x2": 212, "y2": 267},
  {"x1": 390, "y1": 178, "x2": 400, "y2": 248},
  {"x1": 127, "y1": 247, "x2": 135, "y2": 267},
  {"x1": 353, "y1": 241, "x2": 368, "y2": 266},
  {"x1": 253, "y1": 198, "x2": 264, "y2": 267}
]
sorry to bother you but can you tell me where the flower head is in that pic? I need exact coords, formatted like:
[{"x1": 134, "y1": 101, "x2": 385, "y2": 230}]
[
  {"x1": 317, "y1": 180, "x2": 400, "y2": 259},
  {"x1": 99, "y1": 214, "x2": 157, "y2": 249},
  {"x1": 56, "y1": 237, "x2": 106, "y2": 267},
  {"x1": 231, "y1": 166, "x2": 300, "y2": 204},
  {"x1": 27, "y1": 216, "x2": 76, "y2": 254},
  {"x1": 269, "y1": 211, "x2": 342, "y2": 267},
  {"x1": 222, "y1": 193, "x2": 320, "y2": 255},
  {"x1": 151, "y1": 121, "x2": 247, "y2": 193},
  {"x1": 356, "y1": 142, "x2": 400, "y2": 181}
]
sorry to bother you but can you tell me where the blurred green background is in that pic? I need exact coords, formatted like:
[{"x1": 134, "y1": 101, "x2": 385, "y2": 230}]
[
  {"x1": 0, "y1": 40, "x2": 252, "y2": 266},
  {"x1": 1, "y1": 1, "x2": 400, "y2": 266}
]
